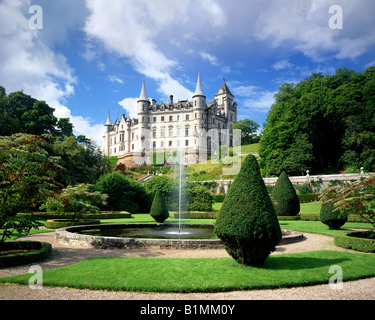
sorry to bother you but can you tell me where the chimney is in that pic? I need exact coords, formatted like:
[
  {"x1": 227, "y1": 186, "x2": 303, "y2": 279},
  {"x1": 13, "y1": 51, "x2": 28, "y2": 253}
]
[{"x1": 170, "y1": 95, "x2": 174, "y2": 105}]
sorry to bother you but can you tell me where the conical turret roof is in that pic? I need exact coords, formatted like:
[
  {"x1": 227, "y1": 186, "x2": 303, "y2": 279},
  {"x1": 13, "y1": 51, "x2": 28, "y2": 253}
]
[
  {"x1": 138, "y1": 78, "x2": 148, "y2": 101},
  {"x1": 193, "y1": 72, "x2": 205, "y2": 97},
  {"x1": 105, "y1": 110, "x2": 112, "y2": 126}
]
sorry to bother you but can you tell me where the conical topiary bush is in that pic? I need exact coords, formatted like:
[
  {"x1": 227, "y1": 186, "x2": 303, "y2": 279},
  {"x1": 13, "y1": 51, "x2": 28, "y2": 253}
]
[
  {"x1": 271, "y1": 171, "x2": 300, "y2": 216},
  {"x1": 150, "y1": 190, "x2": 169, "y2": 223},
  {"x1": 214, "y1": 154, "x2": 282, "y2": 267},
  {"x1": 320, "y1": 201, "x2": 347, "y2": 230}
]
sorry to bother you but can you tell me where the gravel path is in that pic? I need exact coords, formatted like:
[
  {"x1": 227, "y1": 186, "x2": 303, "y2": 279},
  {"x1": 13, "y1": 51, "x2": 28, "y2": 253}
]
[{"x1": 0, "y1": 231, "x2": 374, "y2": 300}]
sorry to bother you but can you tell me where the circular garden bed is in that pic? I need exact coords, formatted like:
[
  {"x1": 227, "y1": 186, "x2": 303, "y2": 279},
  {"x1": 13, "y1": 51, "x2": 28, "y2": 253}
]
[
  {"x1": 334, "y1": 230, "x2": 375, "y2": 252},
  {"x1": 44, "y1": 219, "x2": 101, "y2": 229},
  {"x1": 0, "y1": 241, "x2": 52, "y2": 268}
]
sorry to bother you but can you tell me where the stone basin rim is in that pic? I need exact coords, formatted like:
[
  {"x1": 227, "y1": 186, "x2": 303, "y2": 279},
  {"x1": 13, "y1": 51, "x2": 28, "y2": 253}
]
[{"x1": 55, "y1": 224, "x2": 304, "y2": 250}]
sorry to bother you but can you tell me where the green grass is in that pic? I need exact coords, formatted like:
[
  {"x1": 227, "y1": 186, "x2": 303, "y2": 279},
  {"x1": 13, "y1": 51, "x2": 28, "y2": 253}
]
[
  {"x1": 1, "y1": 250, "x2": 374, "y2": 293},
  {"x1": 300, "y1": 201, "x2": 322, "y2": 213}
]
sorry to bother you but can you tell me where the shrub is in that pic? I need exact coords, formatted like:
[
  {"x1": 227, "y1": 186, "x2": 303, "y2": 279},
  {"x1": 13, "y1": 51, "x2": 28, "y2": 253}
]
[
  {"x1": 188, "y1": 184, "x2": 214, "y2": 212},
  {"x1": 271, "y1": 171, "x2": 300, "y2": 216},
  {"x1": 320, "y1": 201, "x2": 347, "y2": 230},
  {"x1": 214, "y1": 154, "x2": 282, "y2": 267},
  {"x1": 94, "y1": 172, "x2": 151, "y2": 213},
  {"x1": 297, "y1": 194, "x2": 320, "y2": 203},
  {"x1": 334, "y1": 231, "x2": 375, "y2": 252},
  {"x1": 144, "y1": 176, "x2": 177, "y2": 210},
  {"x1": 150, "y1": 190, "x2": 169, "y2": 223}
]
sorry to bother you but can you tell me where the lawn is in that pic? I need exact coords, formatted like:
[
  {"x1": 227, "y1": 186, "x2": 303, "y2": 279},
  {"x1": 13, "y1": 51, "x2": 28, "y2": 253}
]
[{"x1": 1, "y1": 250, "x2": 374, "y2": 293}]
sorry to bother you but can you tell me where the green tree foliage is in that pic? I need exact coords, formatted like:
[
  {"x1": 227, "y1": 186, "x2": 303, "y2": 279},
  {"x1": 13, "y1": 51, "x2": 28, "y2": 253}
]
[
  {"x1": 259, "y1": 67, "x2": 375, "y2": 176},
  {"x1": 187, "y1": 184, "x2": 214, "y2": 211},
  {"x1": 319, "y1": 201, "x2": 347, "y2": 230},
  {"x1": 214, "y1": 154, "x2": 282, "y2": 266},
  {"x1": 232, "y1": 119, "x2": 260, "y2": 145},
  {"x1": 144, "y1": 176, "x2": 178, "y2": 210},
  {"x1": 150, "y1": 190, "x2": 169, "y2": 223},
  {"x1": 40, "y1": 184, "x2": 108, "y2": 221},
  {"x1": 270, "y1": 171, "x2": 300, "y2": 216},
  {"x1": 320, "y1": 175, "x2": 375, "y2": 229},
  {"x1": 93, "y1": 172, "x2": 151, "y2": 213},
  {"x1": 53, "y1": 136, "x2": 111, "y2": 186},
  {"x1": 0, "y1": 87, "x2": 74, "y2": 138},
  {"x1": 0, "y1": 134, "x2": 61, "y2": 245}
]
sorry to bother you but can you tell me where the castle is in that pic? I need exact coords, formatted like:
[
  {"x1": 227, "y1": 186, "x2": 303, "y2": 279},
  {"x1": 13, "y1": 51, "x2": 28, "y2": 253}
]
[{"x1": 103, "y1": 73, "x2": 238, "y2": 167}]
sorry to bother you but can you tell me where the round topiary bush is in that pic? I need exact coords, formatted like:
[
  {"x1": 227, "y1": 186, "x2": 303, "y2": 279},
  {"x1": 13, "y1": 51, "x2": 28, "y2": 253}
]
[
  {"x1": 214, "y1": 154, "x2": 282, "y2": 267},
  {"x1": 320, "y1": 201, "x2": 347, "y2": 230},
  {"x1": 150, "y1": 190, "x2": 169, "y2": 223},
  {"x1": 271, "y1": 171, "x2": 300, "y2": 216}
]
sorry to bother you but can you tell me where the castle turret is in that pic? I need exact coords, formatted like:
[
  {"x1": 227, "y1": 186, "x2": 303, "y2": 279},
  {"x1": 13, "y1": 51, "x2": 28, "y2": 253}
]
[
  {"x1": 104, "y1": 110, "x2": 112, "y2": 156},
  {"x1": 137, "y1": 78, "x2": 150, "y2": 125}
]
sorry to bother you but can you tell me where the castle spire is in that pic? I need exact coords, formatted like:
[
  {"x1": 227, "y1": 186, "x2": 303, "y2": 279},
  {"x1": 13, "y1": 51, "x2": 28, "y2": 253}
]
[
  {"x1": 138, "y1": 77, "x2": 148, "y2": 101},
  {"x1": 105, "y1": 110, "x2": 112, "y2": 126},
  {"x1": 193, "y1": 72, "x2": 205, "y2": 97}
]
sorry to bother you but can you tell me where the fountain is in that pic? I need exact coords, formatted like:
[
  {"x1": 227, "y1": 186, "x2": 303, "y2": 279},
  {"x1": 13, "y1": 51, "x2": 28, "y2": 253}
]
[{"x1": 55, "y1": 113, "x2": 303, "y2": 249}]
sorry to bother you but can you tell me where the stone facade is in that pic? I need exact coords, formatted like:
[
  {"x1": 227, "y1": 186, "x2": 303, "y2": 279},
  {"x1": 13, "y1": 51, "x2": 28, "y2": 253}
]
[{"x1": 103, "y1": 73, "x2": 237, "y2": 167}]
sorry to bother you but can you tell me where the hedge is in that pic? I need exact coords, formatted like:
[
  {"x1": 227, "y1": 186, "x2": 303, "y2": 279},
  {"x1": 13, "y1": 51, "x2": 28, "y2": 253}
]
[
  {"x1": 214, "y1": 194, "x2": 225, "y2": 203},
  {"x1": 17, "y1": 211, "x2": 132, "y2": 220},
  {"x1": 0, "y1": 241, "x2": 52, "y2": 268},
  {"x1": 44, "y1": 219, "x2": 101, "y2": 229},
  {"x1": 172, "y1": 211, "x2": 219, "y2": 219},
  {"x1": 297, "y1": 194, "x2": 320, "y2": 203},
  {"x1": 299, "y1": 212, "x2": 372, "y2": 222},
  {"x1": 334, "y1": 231, "x2": 375, "y2": 252}
]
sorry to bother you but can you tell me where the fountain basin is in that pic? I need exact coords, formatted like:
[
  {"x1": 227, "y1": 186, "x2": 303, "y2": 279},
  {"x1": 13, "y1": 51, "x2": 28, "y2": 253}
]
[{"x1": 56, "y1": 224, "x2": 303, "y2": 250}]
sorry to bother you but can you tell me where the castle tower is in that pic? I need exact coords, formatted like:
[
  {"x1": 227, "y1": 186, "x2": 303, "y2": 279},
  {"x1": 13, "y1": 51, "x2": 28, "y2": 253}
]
[
  {"x1": 192, "y1": 73, "x2": 206, "y2": 161},
  {"x1": 137, "y1": 78, "x2": 150, "y2": 125},
  {"x1": 215, "y1": 80, "x2": 234, "y2": 117},
  {"x1": 104, "y1": 110, "x2": 112, "y2": 156}
]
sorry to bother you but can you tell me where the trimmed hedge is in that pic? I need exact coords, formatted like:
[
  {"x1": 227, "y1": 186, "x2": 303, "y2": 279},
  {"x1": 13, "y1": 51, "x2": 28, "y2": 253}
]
[
  {"x1": 271, "y1": 171, "x2": 300, "y2": 216},
  {"x1": 0, "y1": 241, "x2": 52, "y2": 268},
  {"x1": 172, "y1": 211, "x2": 219, "y2": 219},
  {"x1": 299, "y1": 212, "x2": 372, "y2": 222},
  {"x1": 277, "y1": 215, "x2": 301, "y2": 221},
  {"x1": 18, "y1": 212, "x2": 132, "y2": 220},
  {"x1": 44, "y1": 219, "x2": 101, "y2": 229},
  {"x1": 334, "y1": 231, "x2": 375, "y2": 252},
  {"x1": 150, "y1": 190, "x2": 169, "y2": 223},
  {"x1": 297, "y1": 194, "x2": 320, "y2": 203},
  {"x1": 215, "y1": 154, "x2": 282, "y2": 267},
  {"x1": 214, "y1": 194, "x2": 225, "y2": 203},
  {"x1": 320, "y1": 201, "x2": 347, "y2": 230}
]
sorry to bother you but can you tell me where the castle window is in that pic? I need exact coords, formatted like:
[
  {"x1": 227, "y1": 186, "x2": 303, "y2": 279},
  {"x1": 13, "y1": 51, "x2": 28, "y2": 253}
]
[
  {"x1": 230, "y1": 114, "x2": 233, "y2": 121},
  {"x1": 161, "y1": 128, "x2": 165, "y2": 137},
  {"x1": 186, "y1": 115, "x2": 189, "y2": 121},
  {"x1": 169, "y1": 116, "x2": 173, "y2": 122},
  {"x1": 195, "y1": 112, "x2": 197, "y2": 119},
  {"x1": 148, "y1": 117, "x2": 150, "y2": 123},
  {"x1": 161, "y1": 141, "x2": 164, "y2": 148},
  {"x1": 169, "y1": 128, "x2": 173, "y2": 137},
  {"x1": 185, "y1": 140, "x2": 189, "y2": 146},
  {"x1": 132, "y1": 144, "x2": 134, "y2": 150},
  {"x1": 153, "y1": 129, "x2": 156, "y2": 138},
  {"x1": 169, "y1": 141, "x2": 172, "y2": 147},
  {"x1": 153, "y1": 117, "x2": 156, "y2": 123},
  {"x1": 153, "y1": 141, "x2": 156, "y2": 148},
  {"x1": 114, "y1": 148, "x2": 116, "y2": 153},
  {"x1": 185, "y1": 127, "x2": 189, "y2": 136},
  {"x1": 132, "y1": 132, "x2": 134, "y2": 140},
  {"x1": 161, "y1": 116, "x2": 164, "y2": 122}
]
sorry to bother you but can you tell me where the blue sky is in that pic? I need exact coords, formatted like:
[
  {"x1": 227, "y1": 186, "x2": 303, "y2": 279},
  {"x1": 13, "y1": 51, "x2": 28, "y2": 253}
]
[{"x1": 1, "y1": 0, "x2": 375, "y2": 147}]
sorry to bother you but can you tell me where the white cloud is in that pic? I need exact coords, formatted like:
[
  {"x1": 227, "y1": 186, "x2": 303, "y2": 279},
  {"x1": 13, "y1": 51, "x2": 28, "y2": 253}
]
[
  {"x1": 0, "y1": 0, "x2": 106, "y2": 146},
  {"x1": 200, "y1": 51, "x2": 221, "y2": 66},
  {"x1": 273, "y1": 59, "x2": 294, "y2": 70},
  {"x1": 243, "y1": 90, "x2": 276, "y2": 113},
  {"x1": 118, "y1": 97, "x2": 139, "y2": 119},
  {"x1": 254, "y1": 0, "x2": 375, "y2": 61},
  {"x1": 108, "y1": 75, "x2": 123, "y2": 84}
]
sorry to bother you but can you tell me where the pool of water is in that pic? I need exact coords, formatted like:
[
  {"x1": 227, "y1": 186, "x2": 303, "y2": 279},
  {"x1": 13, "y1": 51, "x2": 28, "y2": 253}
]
[{"x1": 77, "y1": 225, "x2": 219, "y2": 240}]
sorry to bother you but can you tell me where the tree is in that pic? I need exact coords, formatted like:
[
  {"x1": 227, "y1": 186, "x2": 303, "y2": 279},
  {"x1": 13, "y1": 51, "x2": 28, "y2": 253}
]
[
  {"x1": 40, "y1": 184, "x2": 108, "y2": 221},
  {"x1": 150, "y1": 190, "x2": 169, "y2": 223},
  {"x1": 320, "y1": 175, "x2": 375, "y2": 229},
  {"x1": 319, "y1": 201, "x2": 347, "y2": 230},
  {"x1": 187, "y1": 183, "x2": 214, "y2": 212},
  {"x1": 270, "y1": 171, "x2": 300, "y2": 216},
  {"x1": 232, "y1": 119, "x2": 260, "y2": 145},
  {"x1": 94, "y1": 172, "x2": 150, "y2": 213},
  {"x1": 0, "y1": 134, "x2": 62, "y2": 246},
  {"x1": 144, "y1": 176, "x2": 178, "y2": 210},
  {"x1": 214, "y1": 154, "x2": 282, "y2": 266},
  {"x1": 259, "y1": 67, "x2": 375, "y2": 176}
]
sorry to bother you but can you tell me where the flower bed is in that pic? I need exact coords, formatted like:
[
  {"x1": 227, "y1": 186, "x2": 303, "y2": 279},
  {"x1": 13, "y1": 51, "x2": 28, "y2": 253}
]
[{"x1": 0, "y1": 241, "x2": 52, "y2": 268}]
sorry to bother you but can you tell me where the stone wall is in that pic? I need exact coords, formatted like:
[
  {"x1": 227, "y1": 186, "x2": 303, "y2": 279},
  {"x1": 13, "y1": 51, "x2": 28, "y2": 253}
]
[{"x1": 201, "y1": 170, "x2": 373, "y2": 195}]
